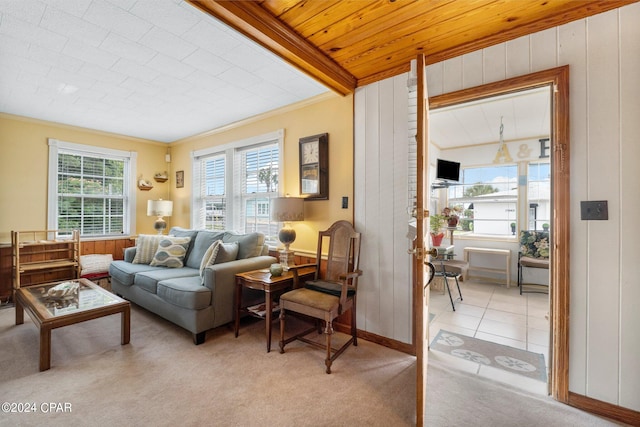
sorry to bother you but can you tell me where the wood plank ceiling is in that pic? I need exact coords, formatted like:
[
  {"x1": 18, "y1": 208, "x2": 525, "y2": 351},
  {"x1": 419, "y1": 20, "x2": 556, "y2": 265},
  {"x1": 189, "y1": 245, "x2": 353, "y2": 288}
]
[{"x1": 189, "y1": 0, "x2": 638, "y2": 95}]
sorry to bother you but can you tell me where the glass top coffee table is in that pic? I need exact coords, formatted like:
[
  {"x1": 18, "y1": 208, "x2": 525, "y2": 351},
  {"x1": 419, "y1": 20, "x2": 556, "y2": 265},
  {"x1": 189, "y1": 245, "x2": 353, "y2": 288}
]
[{"x1": 14, "y1": 278, "x2": 130, "y2": 371}]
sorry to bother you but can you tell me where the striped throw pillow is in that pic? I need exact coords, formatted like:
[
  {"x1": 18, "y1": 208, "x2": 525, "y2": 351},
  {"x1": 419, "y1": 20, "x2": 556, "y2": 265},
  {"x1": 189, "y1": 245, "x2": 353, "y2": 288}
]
[{"x1": 132, "y1": 235, "x2": 165, "y2": 265}]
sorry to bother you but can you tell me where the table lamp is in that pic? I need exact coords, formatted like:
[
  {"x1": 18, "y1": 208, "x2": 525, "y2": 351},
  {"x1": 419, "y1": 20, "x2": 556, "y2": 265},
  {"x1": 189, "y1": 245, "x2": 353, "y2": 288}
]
[
  {"x1": 147, "y1": 199, "x2": 173, "y2": 234},
  {"x1": 271, "y1": 197, "x2": 304, "y2": 270}
]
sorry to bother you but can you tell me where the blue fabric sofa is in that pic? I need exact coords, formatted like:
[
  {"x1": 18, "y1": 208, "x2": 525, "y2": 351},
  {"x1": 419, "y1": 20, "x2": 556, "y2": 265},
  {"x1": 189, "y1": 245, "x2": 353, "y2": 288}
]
[{"x1": 109, "y1": 227, "x2": 277, "y2": 344}]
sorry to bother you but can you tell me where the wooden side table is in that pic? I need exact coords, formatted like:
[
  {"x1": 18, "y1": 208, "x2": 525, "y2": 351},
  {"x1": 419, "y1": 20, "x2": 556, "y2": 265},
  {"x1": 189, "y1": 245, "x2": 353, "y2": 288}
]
[{"x1": 235, "y1": 266, "x2": 315, "y2": 352}]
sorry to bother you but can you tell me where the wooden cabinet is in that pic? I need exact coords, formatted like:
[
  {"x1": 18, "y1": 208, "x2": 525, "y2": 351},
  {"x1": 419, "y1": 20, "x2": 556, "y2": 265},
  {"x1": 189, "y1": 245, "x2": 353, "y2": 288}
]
[{"x1": 11, "y1": 230, "x2": 80, "y2": 292}]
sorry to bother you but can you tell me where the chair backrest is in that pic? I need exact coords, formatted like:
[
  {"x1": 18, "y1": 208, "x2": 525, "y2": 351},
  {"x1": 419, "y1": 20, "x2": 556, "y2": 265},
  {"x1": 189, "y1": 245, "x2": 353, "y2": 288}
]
[
  {"x1": 313, "y1": 220, "x2": 361, "y2": 287},
  {"x1": 519, "y1": 230, "x2": 550, "y2": 259}
]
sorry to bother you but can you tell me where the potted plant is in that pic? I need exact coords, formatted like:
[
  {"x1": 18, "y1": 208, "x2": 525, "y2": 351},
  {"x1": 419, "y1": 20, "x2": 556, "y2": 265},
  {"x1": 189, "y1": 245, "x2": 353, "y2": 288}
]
[
  {"x1": 510, "y1": 222, "x2": 516, "y2": 235},
  {"x1": 430, "y1": 214, "x2": 446, "y2": 246},
  {"x1": 444, "y1": 206, "x2": 461, "y2": 227},
  {"x1": 542, "y1": 223, "x2": 550, "y2": 231}
]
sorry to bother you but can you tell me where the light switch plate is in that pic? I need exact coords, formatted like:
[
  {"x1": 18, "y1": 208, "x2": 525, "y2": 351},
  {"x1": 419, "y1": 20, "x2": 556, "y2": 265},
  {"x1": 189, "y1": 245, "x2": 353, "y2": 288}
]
[{"x1": 580, "y1": 200, "x2": 608, "y2": 220}]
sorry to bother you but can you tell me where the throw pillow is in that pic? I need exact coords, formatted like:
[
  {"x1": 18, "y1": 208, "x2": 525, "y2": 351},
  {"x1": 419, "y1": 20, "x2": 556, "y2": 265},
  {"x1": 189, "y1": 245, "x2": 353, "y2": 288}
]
[
  {"x1": 214, "y1": 242, "x2": 239, "y2": 264},
  {"x1": 169, "y1": 227, "x2": 199, "y2": 262},
  {"x1": 199, "y1": 240, "x2": 222, "y2": 278},
  {"x1": 519, "y1": 231, "x2": 550, "y2": 259},
  {"x1": 150, "y1": 236, "x2": 192, "y2": 268},
  {"x1": 80, "y1": 254, "x2": 113, "y2": 276},
  {"x1": 132, "y1": 234, "x2": 165, "y2": 264}
]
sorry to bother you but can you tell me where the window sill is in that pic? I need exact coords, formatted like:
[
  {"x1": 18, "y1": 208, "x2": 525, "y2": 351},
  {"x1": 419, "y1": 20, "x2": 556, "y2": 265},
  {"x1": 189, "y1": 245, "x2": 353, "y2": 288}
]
[
  {"x1": 454, "y1": 233, "x2": 519, "y2": 244},
  {"x1": 81, "y1": 235, "x2": 135, "y2": 242}
]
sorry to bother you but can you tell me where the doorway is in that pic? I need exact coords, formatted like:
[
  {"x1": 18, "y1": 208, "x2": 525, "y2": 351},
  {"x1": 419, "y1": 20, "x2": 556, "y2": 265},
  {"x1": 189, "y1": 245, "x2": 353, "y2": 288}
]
[
  {"x1": 427, "y1": 85, "x2": 552, "y2": 393},
  {"x1": 424, "y1": 66, "x2": 570, "y2": 402}
]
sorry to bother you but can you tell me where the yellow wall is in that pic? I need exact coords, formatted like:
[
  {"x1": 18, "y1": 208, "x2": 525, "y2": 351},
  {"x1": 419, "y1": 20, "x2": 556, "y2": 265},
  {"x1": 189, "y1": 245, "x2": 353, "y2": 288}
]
[
  {"x1": 0, "y1": 92, "x2": 354, "y2": 254},
  {"x1": 0, "y1": 113, "x2": 168, "y2": 243},
  {"x1": 169, "y1": 93, "x2": 354, "y2": 255}
]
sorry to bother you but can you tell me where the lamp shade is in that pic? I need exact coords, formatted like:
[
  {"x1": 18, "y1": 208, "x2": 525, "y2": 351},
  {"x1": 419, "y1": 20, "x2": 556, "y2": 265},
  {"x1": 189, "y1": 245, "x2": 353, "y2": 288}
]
[
  {"x1": 147, "y1": 199, "x2": 173, "y2": 217},
  {"x1": 271, "y1": 197, "x2": 304, "y2": 222}
]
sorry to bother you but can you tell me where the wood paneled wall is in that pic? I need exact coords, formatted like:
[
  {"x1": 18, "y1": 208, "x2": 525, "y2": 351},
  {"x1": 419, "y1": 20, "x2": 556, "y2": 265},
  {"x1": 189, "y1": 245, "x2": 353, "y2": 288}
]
[
  {"x1": 0, "y1": 237, "x2": 134, "y2": 304},
  {"x1": 355, "y1": 2, "x2": 640, "y2": 414},
  {"x1": 354, "y1": 75, "x2": 412, "y2": 344}
]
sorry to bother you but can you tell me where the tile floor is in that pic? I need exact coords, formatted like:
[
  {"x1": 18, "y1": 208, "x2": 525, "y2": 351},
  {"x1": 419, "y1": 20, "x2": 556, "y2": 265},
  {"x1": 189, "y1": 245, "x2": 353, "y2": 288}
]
[{"x1": 429, "y1": 276, "x2": 550, "y2": 395}]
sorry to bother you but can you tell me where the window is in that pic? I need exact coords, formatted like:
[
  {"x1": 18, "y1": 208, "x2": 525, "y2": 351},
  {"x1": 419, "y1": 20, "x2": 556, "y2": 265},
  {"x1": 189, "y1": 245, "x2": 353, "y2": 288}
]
[
  {"x1": 236, "y1": 144, "x2": 279, "y2": 237},
  {"x1": 48, "y1": 139, "x2": 136, "y2": 237},
  {"x1": 527, "y1": 162, "x2": 551, "y2": 231},
  {"x1": 202, "y1": 155, "x2": 226, "y2": 230},
  {"x1": 192, "y1": 130, "x2": 283, "y2": 243},
  {"x1": 448, "y1": 165, "x2": 518, "y2": 236}
]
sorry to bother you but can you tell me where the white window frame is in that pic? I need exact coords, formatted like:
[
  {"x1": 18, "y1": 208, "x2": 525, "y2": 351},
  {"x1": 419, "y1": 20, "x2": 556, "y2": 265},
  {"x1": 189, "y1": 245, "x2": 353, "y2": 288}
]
[
  {"x1": 47, "y1": 138, "x2": 137, "y2": 237},
  {"x1": 526, "y1": 161, "x2": 551, "y2": 232},
  {"x1": 191, "y1": 130, "x2": 284, "y2": 242}
]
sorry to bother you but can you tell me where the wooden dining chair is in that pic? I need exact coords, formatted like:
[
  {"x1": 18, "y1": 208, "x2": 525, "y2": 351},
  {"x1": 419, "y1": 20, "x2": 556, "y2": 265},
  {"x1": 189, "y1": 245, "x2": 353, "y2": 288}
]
[{"x1": 278, "y1": 220, "x2": 362, "y2": 374}]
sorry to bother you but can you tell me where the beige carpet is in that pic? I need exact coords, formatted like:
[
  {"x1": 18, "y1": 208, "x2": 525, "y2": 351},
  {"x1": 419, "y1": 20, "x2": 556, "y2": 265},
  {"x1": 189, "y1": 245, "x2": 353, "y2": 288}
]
[{"x1": 0, "y1": 304, "x2": 620, "y2": 427}]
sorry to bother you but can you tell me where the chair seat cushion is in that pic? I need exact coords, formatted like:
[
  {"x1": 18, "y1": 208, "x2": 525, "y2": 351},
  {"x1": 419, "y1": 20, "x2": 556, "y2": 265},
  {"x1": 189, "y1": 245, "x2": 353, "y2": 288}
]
[
  {"x1": 280, "y1": 288, "x2": 340, "y2": 312},
  {"x1": 520, "y1": 256, "x2": 550, "y2": 269},
  {"x1": 304, "y1": 280, "x2": 356, "y2": 297}
]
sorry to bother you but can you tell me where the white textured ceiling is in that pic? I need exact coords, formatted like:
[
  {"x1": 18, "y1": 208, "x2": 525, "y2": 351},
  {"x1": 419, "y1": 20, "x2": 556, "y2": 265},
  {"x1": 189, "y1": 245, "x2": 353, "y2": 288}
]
[
  {"x1": 430, "y1": 87, "x2": 551, "y2": 150},
  {"x1": 0, "y1": 0, "x2": 328, "y2": 142}
]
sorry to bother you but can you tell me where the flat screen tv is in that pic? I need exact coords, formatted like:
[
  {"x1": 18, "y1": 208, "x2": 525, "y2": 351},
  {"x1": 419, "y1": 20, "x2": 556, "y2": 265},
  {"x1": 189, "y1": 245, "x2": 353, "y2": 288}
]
[{"x1": 436, "y1": 158, "x2": 460, "y2": 182}]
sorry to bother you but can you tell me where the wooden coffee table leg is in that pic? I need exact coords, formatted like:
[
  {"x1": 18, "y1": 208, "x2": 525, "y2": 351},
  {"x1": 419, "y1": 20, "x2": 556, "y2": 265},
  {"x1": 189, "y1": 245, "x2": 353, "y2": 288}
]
[
  {"x1": 121, "y1": 305, "x2": 130, "y2": 345},
  {"x1": 40, "y1": 325, "x2": 52, "y2": 371}
]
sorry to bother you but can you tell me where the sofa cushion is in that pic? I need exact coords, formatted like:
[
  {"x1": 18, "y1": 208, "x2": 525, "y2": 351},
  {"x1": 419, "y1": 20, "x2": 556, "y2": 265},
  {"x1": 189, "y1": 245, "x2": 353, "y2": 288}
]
[
  {"x1": 134, "y1": 267, "x2": 199, "y2": 294},
  {"x1": 169, "y1": 227, "x2": 199, "y2": 262},
  {"x1": 157, "y1": 277, "x2": 212, "y2": 310},
  {"x1": 150, "y1": 236, "x2": 191, "y2": 268},
  {"x1": 109, "y1": 260, "x2": 159, "y2": 286},
  {"x1": 223, "y1": 232, "x2": 265, "y2": 259},
  {"x1": 132, "y1": 234, "x2": 165, "y2": 264},
  {"x1": 186, "y1": 230, "x2": 225, "y2": 269}
]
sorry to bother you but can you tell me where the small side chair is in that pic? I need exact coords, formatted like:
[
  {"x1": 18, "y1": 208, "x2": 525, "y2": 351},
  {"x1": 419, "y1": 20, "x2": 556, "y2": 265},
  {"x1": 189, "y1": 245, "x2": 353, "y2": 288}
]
[{"x1": 278, "y1": 220, "x2": 362, "y2": 374}]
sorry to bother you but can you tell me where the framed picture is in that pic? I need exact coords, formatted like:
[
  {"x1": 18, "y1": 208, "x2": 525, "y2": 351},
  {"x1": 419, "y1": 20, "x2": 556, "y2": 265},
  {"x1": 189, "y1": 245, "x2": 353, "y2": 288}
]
[
  {"x1": 299, "y1": 133, "x2": 328, "y2": 200},
  {"x1": 176, "y1": 170, "x2": 184, "y2": 188}
]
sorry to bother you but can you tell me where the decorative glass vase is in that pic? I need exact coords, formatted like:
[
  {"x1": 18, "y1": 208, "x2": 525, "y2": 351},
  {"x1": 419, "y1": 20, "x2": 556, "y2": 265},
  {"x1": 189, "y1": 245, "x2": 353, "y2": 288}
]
[{"x1": 269, "y1": 263, "x2": 284, "y2": 277}]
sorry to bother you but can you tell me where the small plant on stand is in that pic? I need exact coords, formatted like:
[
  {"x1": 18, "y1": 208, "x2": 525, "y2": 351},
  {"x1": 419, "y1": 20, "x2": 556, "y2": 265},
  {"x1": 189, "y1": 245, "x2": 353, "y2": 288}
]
[
  {"x1": 430, "y1": 214, "x2": 446, "y2": 247},
  {"x1": 443, "y1": 206, "x2": 462, "y2": 227}
]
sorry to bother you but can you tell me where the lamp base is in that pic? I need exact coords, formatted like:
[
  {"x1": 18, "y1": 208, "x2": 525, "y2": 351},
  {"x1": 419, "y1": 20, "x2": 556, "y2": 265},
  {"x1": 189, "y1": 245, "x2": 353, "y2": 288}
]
[
  {"x1": 154, "y1": 217, "x2": 167, "y2": 235},
  {"x1": 278, "y1": 249, "x2": 295, "y2": 271}
]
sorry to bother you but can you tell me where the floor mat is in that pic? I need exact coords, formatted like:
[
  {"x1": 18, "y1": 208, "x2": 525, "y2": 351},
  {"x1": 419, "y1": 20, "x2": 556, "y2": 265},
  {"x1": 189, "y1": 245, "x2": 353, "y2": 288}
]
[{"x1": 430, "y1": 329, "x2": 547, "y2": 382}]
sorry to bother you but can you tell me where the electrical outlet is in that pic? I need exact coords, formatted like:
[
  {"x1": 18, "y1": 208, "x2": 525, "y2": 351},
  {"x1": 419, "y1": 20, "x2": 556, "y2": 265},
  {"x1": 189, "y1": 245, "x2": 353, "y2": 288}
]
[{"x1": 580, "y1": 200, "x2": 608, "y2": 220}]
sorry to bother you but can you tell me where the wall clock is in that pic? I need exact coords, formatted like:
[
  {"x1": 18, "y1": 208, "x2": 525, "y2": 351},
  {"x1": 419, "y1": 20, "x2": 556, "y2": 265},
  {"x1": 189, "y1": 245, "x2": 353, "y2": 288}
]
[{"x1": 299, "y1": 133, "x2": 328, "y2": 200}]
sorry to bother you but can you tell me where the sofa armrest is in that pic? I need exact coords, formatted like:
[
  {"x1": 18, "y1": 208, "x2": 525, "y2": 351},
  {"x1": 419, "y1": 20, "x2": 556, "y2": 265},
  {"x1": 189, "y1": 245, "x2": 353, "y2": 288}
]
[
  {"x1": 124, "y1": 246, "x2": 137, "y2": 263},
  {"x1": 202, "y1": 255, "x2": 277, "y2": 325}
]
